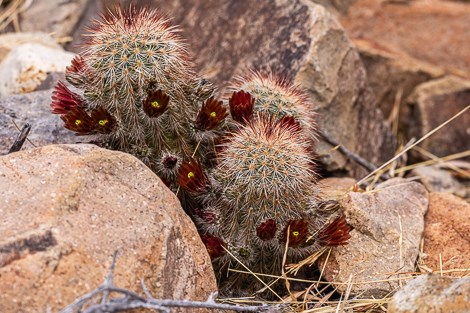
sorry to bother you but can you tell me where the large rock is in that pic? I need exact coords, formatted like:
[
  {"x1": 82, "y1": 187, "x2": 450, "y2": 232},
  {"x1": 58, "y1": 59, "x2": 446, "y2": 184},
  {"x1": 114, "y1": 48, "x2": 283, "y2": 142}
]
[
  {"x1": 404, "y1": 76, "x2": 470, "y2": 159},
  {"x1": 0, "y1": 144, "x2": 217, "y2": 312},
  {"x1": 341, "y1": 0, "x2": 470, "y2": 78},
  {"x1": 19, "y1": 0, "x2": 90, "y2": 38},
  {"x1": 0, "y1": 37, "x2": 74, "y2": 97},
  {"x1": 319, "y1": 178, "x2": 429, "y2": 297},
  {"x1": 0, "y1": 90, "x2": 76, "y2": 155},
  {"x1": 388, "y1": 274, "x2": 470, "y2": 313},
  {"x1": 354, "y1": 39, "x2": 444, "y2": 118},
  {"x1": 422, "y1": 193, "x2": 470, "y2": 273},
  {"x1": 95, "y1": 0, "x2": 396, "y2": 178}
]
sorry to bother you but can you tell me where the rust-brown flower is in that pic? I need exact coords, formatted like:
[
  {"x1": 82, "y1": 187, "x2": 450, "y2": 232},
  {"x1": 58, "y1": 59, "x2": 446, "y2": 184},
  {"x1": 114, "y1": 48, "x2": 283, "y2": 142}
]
[
  {"x1": 51, "y1": 81, "x2": 84, "y2": 114},
  {"x1": 91, "y1": 108, "x2": 116, "y2": 134},
  {"x1": 60, "y1": 107, "x2": 94, "y2": 135},
  {"x1": 143, "y1": 89, "x2": 169, "y2": 118},
  {"x1": 229, "y1": 90, "x2": 254, "y2": 124},
  {"x1": 318, "y1": 215, "x2": 351, "y2": 246},
  {"x1": 256, "y1": 219, "x2": 277, "y2": 241},
  {"x1": 195, "y1": 97, "x2": 227, "y2": 130},
  {"x1": 177, "y1": 159, "x2": 208, "y2": 193},
  {"x1": 201, "y1": 234, "x2": 226, "y2": 259},
  {"x1": 280, "y1": 219, "x2": 310, "y2": 247}
]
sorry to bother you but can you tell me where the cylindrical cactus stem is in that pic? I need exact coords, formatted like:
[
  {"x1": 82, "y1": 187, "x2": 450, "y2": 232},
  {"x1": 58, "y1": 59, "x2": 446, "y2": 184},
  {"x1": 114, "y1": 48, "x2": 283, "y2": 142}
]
[{"x1": 51, "y1": 6, "x2": 227, "y2": 198}]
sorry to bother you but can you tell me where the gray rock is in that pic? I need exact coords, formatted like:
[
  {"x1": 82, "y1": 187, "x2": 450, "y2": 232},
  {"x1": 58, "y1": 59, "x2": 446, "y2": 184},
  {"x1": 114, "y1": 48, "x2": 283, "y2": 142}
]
[
  {"x1": 404, "y1": 76, "x2": 470, "y2": 160},
  {"x1": 0, "y1": 144, "x2": 217, "y2": 312},
  {"x1": 0, "y1": 89, "x2": 76, "y2": 155},
  {"x1": 100, "y1": 0, "x2": 397, "y2": 178},
  {"x1": 19, "y1": 0, "x2": 90, "y2": 38},
  {"x1": 319, "y1": 178, "x2": 429, "y2": 297},
  {"x1": 411, "y1": 165, "x2": 468, "y2": 198},
  {"x1": 388, "y1": 274, "x2": 470, "y2": 313}
]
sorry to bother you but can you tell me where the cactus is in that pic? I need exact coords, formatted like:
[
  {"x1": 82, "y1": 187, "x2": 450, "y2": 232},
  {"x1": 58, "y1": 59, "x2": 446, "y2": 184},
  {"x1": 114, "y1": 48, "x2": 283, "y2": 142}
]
[
  {"x1": 228, "y1": 72, "x2": 317, "y2": 142},
  {"x1": 179, "y1": 76, "x2": 351, "y2": 296},
  {"x1": 51, "y1": 6, "x2": 227, "y2": 201}
]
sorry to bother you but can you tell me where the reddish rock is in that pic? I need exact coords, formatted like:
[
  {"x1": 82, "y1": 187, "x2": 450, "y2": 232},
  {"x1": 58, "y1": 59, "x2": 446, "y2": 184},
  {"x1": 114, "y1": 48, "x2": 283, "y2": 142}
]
[
  {"x1": 319, "y1": 178, "x2": 429, "y2": 297},
  {"x1": 353, "y1": 39, "x2": 444, "y2": 118},
  {"x1": 422, "y1": 193, "x2": 470, "y2": 273},
  {"x1": 0, "y1": 144, "x2": 216, "y2": 312},
  {"x1": 341, "y1": 0, "x2": 470, "y2": 78},
  {"x1": 404, "y1": 76, "x2": 470, "y2": 159},
  {"x1": 388, "y1": 274, "x2": 470, "y2": 313}
]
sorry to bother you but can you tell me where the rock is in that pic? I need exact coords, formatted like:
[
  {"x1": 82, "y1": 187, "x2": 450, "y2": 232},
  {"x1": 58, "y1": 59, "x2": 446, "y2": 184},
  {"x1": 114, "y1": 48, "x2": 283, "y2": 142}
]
[
  {"x1": 0, "y1": 40, "x2": 74, "y2": 97},
  {"x1": 404, "y1": 76, "x2": 470, "y2": 159},
  {"x1": 354, "y1": 39, "x2": 444, "y2": 118},
  {"x1": 0, "y1": 144, "x2": 217, "y2": 312},
  {"x1": 0, "y1": 89, "x2": 76, "y2": 155},
  {"x1": 311, "y1": 0, "x2": 358, "y2": 15},
  {"x1": 411, "y1": 165, "x2": 468, "y2": 198},
  {"x1": 319, "y1": 178, "x2": 429, "y2": 297},
  {"x1": 0, "y1": 32, "x2": 63, "y2": 50},
  {"x1": 341, "y1": 0, "x2": 470, "y2": 78},
  {"x1": 318, "y1": 177, "x2": 357, "y2": 200},
  {"x1": 388, "y1": 274, "x2": 470, "y2": 313},
  {"x1": 97, "y1": 0, "x2": 396, "y2": 178},
  {"x1": 19, "y1": 0, "x2": 90, "y2": 38},
  {"x1": 422, "y1": 193, "x2": 470, "y2": 274}
]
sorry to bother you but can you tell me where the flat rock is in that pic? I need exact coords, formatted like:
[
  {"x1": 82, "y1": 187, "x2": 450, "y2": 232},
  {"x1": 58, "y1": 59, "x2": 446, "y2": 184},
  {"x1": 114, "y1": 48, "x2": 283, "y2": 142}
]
[
  {"x1": 404, "y1": 75, "x2": 470, "y2": 160},
  {"x1": 422, "y1": 193, "x2": 470, "y2": 274},
  {"x1": 0, "y1": 41, "x2": 74, "y2": 97},
  {"x1": 19, "y1": 0, "x2": 90, "y2": 38},
  {"x1": 0, "y1": 144, "x2": 217, "y2": 312},
  {"x1": 319, "y1": 178, "x2": 429, "y2": 297},
  {"x1": 388, "y1": 274, "x2": 470, "y2": 313},
  {"x1": 0, "y1": 89, "x2": 76, "y2": 155},
  {"x1": 120, "y1": 0, "x2": 397, "y2": 178},
  {"x1": 341, "y1": 0, "x2": 470, "y2": 78}
]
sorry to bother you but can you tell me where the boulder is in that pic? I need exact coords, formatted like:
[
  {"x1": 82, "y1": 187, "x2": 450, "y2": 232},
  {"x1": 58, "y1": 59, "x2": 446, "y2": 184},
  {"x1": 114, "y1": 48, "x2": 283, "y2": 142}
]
[
  {"x1": 353, "y1": 39, "x2": 444, "y2": 119},
  {"x1": 0, "y1": 144, "x2": 217, "y2": 312},
  {"x1": 404, "y1": 76, "x2": 470, "y2": 160},
  {"x1": 388, "y1": 274, "x2": 470, "y2": 313},
  {"x1": 0, "y1": 89, "x2": 76, "y2": 155},
  {"x1": 319, "y1": 178, "x2": 429, "y2": 297},
  {"x1": 422, "y1": 193, "x2": 470, "y2": 273},
  {"x1": 19, "y1": 0, "x2": 90, "y2": 38},
  {"x1": 341, "y1": 0, "x2": 470, "y2": 78},
  {"x1": 97, "y1": 0, "x2": 396, "y2": 178}
]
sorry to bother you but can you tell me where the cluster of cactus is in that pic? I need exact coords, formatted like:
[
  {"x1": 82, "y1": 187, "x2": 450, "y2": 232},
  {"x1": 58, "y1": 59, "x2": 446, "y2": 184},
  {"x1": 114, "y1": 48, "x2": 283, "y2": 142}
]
[{"x1": 51, "y1": 6, "x2": 351, "y2": 297}]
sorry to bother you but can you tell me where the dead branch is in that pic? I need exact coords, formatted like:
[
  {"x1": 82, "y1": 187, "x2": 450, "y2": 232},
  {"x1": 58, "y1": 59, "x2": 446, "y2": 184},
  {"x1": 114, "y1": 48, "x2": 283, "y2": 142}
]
[{"x1": 8, "y1": 123, "x2": 31, "y2": 153}]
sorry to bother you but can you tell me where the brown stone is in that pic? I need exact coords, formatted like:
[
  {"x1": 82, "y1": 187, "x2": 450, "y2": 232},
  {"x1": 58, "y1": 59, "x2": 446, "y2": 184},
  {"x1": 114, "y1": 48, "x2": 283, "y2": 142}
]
[
  {"x1": 411, "y1": 165, "x2": 469, "y2": 199},
  {"x1": 319, "y1": 178, "x2": 429, "y2": 297},
  {"x1": 422, "y1": 193, "x2": 470, "y2": 273},
  {"x1": 341, "y1": 0, "x2": 470, "y2": 78},
  {"x1": 93, "y1": 0, "x2": 396, "y2": 178},
  {"x1": 404, "y1": 76, "x2": 470, "y2": 160},
  {"x1": 0, "y1": 144, "x2": 216, "y2": 312},
  {"x1": 388, "y1": 274, "x2": 470, "y2": 313},
  {"x1": 354, "y1": 39, "x2": 445, "y2": 118}
]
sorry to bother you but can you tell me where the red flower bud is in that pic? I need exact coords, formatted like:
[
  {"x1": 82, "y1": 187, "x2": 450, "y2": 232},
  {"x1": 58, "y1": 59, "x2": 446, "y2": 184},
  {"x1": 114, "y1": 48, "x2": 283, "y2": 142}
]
[
  {"x1": 201, "y1": 234, "x2": 226, "y2": 259},
  {"x1": 51, "y1": 81, "x2": 84, "y2": 115},
  {"x1": 195, "y1": 97, "x2": 227, "y2": 130},
  {"x1": 318, "y1": 215, "x2": 351, "y2": 246},
  {"x1": 256, "y1": 219, "x2": 277, "y2": 241},
  {"x1": 229, "y1": 90, "x2": 254, "y2": 124}
]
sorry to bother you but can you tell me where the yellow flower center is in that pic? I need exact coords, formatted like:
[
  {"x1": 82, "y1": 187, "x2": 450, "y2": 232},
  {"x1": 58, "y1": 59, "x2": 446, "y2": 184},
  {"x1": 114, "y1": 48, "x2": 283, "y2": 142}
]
[
  {"x1": 210, "y1": 111, "x2": 217, "y2": 118},
  {"x1": 152, "y1": 101, "x2": 160, "y2": 108},
  {"x1": 292, "y1": 231, "x2": 300, "y2": 237},
  {"x1": 75, "y1": 119, "x2": 81, "y2": 126},
  {"x1": 187, "y1": 171, "x2": 195, "y2": 179},
  {"x1": 98, "y1": 119, "x2": 108, "y2": 126}
]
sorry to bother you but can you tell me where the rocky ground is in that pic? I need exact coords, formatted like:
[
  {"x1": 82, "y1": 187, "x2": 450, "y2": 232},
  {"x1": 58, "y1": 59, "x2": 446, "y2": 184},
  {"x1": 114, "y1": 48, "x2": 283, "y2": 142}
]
[{"x1": 0, "y1": 0, "x2": 469, "y2": 312}]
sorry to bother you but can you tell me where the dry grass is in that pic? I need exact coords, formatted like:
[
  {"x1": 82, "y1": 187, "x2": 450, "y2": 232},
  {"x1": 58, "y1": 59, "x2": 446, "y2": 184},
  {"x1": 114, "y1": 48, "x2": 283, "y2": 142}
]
[{"x1": 0, "y1": 0, "x2": 32, "y2": 32}]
